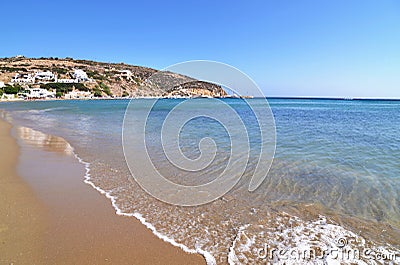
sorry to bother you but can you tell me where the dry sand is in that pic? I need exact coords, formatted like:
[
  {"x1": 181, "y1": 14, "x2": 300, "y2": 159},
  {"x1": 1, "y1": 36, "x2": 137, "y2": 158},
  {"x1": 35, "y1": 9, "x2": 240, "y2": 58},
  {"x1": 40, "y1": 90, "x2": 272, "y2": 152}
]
[{"x1": 0, "y1": 118, "x2": 205, "y2": 264}]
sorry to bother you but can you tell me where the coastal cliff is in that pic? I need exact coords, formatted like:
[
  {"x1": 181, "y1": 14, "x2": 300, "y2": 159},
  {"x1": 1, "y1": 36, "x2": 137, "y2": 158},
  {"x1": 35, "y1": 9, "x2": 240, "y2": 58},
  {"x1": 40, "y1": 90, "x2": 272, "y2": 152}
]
[
  {"x1": 0, "y1": 56, "x2": 226, "y2": 99},
  {"x1": 165, "y1": 81, "x2": 227, "y2": 98}
]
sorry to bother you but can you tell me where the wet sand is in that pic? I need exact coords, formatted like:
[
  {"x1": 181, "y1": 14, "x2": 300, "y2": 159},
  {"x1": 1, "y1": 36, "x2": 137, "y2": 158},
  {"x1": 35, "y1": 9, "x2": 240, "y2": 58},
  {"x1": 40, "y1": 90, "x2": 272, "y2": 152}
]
[
  {"x1": 0, "y1": 119, "x2": 46, "y2": 264},
  {"x1": 0, "y1": 118, "x2": 205, "y2": 264}
]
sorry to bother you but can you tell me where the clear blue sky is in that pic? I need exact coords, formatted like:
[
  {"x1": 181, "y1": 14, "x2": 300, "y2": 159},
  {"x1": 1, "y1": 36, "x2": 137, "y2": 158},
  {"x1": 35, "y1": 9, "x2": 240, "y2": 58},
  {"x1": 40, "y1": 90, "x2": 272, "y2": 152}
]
[{"x1": 1, "y1": 0, "x2": 399, "y2": 97}]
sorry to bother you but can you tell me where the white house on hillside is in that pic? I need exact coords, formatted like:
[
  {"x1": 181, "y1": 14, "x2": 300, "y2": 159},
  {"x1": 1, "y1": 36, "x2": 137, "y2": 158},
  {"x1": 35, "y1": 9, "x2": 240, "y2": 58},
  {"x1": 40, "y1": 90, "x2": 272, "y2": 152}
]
[
  {"x1": 119, "y1": 70, "x2": 133, "y2": 78},
  {"x1": 26, "y1": 88, "x2": 56, "y2": 99},
  {"x1": 34, "y1": 71, "x2": 55, "y2": 82},
  {"x1": 11, "y1": 73, "x2": 34, "y2": 83},
  {"x1": 58, "y1": 78, "x2": 76, "y2": 83},
  {"x1": 73, "y1": 69, "x2": 89, "y2": 82},
  {"x1": 64, "y1": 90, "x2": 93, "y2": 99}
]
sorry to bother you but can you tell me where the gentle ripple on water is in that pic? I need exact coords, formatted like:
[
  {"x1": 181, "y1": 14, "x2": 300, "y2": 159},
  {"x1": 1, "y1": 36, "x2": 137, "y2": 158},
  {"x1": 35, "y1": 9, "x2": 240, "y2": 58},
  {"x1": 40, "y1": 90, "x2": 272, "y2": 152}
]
[{"x1": 1, "y1": 98, "x2": 399, "y2": 264}]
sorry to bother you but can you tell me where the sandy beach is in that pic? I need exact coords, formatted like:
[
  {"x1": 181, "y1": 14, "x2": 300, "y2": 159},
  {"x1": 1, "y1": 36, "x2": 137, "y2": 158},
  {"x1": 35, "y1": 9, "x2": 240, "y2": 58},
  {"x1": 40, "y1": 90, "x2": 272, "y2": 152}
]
[
  {"x1": 0, "y1": 118, "x2": 205, "y2": 264},
  {"x1": 0, "y1": 118, "x2": 46, "y2": 264}
]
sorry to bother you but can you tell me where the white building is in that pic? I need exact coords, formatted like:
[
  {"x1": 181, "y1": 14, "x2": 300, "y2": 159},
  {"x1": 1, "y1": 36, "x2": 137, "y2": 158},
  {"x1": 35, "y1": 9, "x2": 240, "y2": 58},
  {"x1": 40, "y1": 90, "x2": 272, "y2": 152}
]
[
  {"x1": 58, "y1": 78, "x2": 77, "y2": 83},
  {"x1": 25, "y1": 88, "x2": 56, "y2": 99},
  {"x1": 11, "y1": 73, "x2": 34, "y2": 83},
  {"x1": 73, "y1": 69, "x2": 89, "y2": 82},
  {"x1": 64, "y1": 90, "x2": 93, "y2": 99},
  {"x1": 118, "y1": 70, "x2": 133, "y2": 78},
  {"x1": 34, "y1": 71, "x2": 55, "y2": 82}
]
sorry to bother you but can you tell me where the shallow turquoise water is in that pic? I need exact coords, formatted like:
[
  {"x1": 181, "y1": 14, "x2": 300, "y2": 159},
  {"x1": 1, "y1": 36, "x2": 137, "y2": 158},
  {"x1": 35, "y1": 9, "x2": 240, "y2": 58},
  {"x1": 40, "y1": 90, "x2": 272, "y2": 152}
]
[
  {"x1": 1, "y1": 98, "x2": 399, "y2": 225},
  {"x1": 2, "y1": 98, "x2": 400, "y2": 263}
]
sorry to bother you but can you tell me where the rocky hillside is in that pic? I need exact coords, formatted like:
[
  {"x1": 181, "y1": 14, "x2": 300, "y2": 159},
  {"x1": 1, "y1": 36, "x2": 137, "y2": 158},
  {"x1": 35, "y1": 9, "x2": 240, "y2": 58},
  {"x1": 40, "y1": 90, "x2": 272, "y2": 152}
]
[
  {"x1": 0, "y1": 56, "x2": 227, "y2": 98},
  {"x1": 165, "y1": 81, "x2": 227, "y2": 97}
]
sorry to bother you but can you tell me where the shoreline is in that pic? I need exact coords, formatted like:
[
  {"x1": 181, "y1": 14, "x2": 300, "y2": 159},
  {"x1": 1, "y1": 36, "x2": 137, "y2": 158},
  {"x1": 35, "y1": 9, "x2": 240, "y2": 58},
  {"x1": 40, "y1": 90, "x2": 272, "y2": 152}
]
[
  {"x1": 2, "y1": 96, "x2": 400, "y2": 103},
  {"x1": 0, "y1": 117, "x2": 205, "y2": 264},
  {"x1": 1, "y1": 100, "x2": 399, "y2": 264}
]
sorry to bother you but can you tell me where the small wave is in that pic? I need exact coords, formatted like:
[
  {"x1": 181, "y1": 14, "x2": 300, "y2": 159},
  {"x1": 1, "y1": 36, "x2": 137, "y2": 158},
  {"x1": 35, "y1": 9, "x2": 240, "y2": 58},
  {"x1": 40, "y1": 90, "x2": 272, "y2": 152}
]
[
  {"x1": 228, "y1": 225, "x2": 251, "y2": 264},
  {"x1": 23, "y1": 106, "x2": 69, "y2": 114},
  {"x1": 71, "y1": 146, "x2": 216, "y2": 265},
  {"x1": 228, "y1": 214, "x2": 399, "y2": 264}
]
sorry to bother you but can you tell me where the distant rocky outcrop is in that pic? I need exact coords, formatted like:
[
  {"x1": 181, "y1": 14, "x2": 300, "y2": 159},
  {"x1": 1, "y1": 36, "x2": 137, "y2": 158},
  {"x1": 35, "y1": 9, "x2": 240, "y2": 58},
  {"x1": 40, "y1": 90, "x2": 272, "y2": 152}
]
[{"x1": 164, "y1": 81, "x2": 227, "y2": 98}]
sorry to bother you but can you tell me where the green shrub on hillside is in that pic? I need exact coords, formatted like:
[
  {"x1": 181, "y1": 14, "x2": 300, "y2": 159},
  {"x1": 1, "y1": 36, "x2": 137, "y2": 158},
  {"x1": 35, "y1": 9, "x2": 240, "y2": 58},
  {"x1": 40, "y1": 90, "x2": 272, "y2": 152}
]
[
  {"x1": 86, "y1": 70, "x2": 105, "y2": 80},
  {"x1": 52, "y1": 67, "x2": 68, "y2": 75},
  {"x1": 99, "y1": 82, "x2": 112, "y2": 96},
  {"x1": 92, "y1": 82, "x2": 113, "y2": 97},
  {"x1": 92, "y1": 87, "x2": 102, "y2": 97},
  {"x1": 3, "y1": 84, "x2": 23, "y2": 94},
  {"x1": 122, "y1": 91, "x2": 129, "y2": 97},
  {"x1": 0, "y1": 66, "x2": 28, "y2": 72}
]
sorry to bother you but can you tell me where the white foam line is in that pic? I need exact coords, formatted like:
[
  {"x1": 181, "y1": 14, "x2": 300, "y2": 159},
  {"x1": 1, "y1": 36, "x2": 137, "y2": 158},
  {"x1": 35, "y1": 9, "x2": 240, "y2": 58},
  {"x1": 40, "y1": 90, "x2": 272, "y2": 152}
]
[
  {"x1": 71, "y1": 147, "x2": 216, "y2": 265},
  {"x1": 228, "y1": 224, "x2": 251, "y2": 265}
]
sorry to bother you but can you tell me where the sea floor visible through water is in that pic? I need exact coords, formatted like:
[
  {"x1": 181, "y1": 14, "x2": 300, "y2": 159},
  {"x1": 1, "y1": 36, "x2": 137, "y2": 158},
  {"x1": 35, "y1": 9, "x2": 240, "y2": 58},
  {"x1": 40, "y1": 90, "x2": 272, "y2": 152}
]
[
  {"x1": 2, "y1": 120, "x2": 205, "y2": 264},
  {"x1": 1, "y1": 98, "x2": 399, "y2": 264}
]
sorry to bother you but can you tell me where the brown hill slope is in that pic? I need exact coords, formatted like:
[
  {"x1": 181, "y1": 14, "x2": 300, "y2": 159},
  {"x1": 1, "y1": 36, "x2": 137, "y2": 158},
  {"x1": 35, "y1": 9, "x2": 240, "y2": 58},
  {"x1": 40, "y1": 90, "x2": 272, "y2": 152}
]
[{"x1": 0, "y1": 56, "x2": 227, "y2": 98}]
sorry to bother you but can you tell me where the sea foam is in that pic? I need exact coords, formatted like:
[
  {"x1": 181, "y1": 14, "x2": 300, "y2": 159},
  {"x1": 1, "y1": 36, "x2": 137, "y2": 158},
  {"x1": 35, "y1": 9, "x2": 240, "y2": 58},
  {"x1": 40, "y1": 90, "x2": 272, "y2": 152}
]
[{"x1": 72, "y1": 147, "x2": 217, "y2": 265}]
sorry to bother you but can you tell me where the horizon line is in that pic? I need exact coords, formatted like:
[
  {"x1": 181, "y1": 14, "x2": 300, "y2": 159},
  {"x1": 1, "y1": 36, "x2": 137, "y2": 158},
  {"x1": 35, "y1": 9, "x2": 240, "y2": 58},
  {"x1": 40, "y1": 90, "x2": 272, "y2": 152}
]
[{"x1": 263, "y1": 96, "x2": 400, "y2": 101}]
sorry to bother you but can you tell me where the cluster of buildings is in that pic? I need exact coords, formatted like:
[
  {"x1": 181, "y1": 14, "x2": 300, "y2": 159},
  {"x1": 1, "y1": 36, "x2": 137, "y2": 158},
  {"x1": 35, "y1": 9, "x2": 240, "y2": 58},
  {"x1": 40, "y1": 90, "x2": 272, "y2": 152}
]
[
  {"x1": 63, "y1": 90, "x2": 93, "y2": 99},
  {"x1": 11, "y1": 69, "x2": 91, "y2": 84},
  {"x1": 1, "y1": 69, "x2": 94, "y2": 100},
  {"x1": 22, "y1": 88, "x2": 56, "y2": 99},
  {"x1": 1, "y1": 67, "x2": 136, "y2": 101},
  {"x1": 8, "y1": 88, "x2": 94, "y2": 100},
  {"x1": 1, "y1": 85, "x2": 96, "y2": 100}
]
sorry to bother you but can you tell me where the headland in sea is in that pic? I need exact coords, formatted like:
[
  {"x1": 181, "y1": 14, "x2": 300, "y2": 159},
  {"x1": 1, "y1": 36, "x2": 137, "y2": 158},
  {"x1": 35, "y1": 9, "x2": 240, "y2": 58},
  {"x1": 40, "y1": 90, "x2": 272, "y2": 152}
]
[{"x1": 0, "y1": 56, "x2": 227, "y2": 101}]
